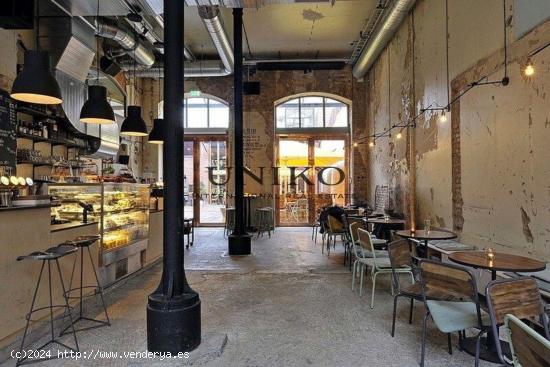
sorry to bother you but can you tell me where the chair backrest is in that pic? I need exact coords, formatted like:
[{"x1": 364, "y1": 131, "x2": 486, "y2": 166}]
[
  {"x1": 487, "y1": 277, "x2": 549, "y2": 331},
  {"x1": 357, "y1": 228, "x2": 376, "y2": 260},
  {"x1": 505, "y1": 314, "x2": 550, "y2": 367},
  {"x1": 388, "y1": 239, "x2": 414, "y2": 290},
  {"x1": 327, "y1": 215, "x2": 343, "y2": 233},
  {"x1": 418, "y1": 259, "x2": 482, "y2": 325},
  {"x1": 349, "y1": 222, "x2": 362, "y2": 257}
]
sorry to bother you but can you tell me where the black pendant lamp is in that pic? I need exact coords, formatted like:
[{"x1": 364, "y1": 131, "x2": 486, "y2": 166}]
[
  {"x1": 148, "y1": 118, "x2": 164, "y2": 144},
  {"x1": 121, "y1": 105, "x2": 148, "y2": 137},
  {"x1": 148, "y1": 63, "x2": 164, "y2": 144},
  {"x1": 11, "y1": 50, "x2": 63, "y2": 105},
  {"x1": 11, "y1": 1, "x2": 62, "y2": 105},
  {"x1": 80, "y1": 0, "x2": 114, "y2": 124},
  {"x1": 80, "y1": 85, "x2": 115, "y2": 124}
]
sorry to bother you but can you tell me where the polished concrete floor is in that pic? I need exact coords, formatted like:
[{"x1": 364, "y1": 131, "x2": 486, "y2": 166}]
[{"x1": 7, "y1": 227, "x2": 494, "y2": 367}]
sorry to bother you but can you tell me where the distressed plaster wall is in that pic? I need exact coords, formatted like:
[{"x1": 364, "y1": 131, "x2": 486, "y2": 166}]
[{"x1": 362, "y1": 0, "x2": 550, "y2": 260}]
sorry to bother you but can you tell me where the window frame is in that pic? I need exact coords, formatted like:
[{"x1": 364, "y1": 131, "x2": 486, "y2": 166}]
[
  {"x1": 275, "y1": 96, "x2": 349, "y2": 133},
  {"x1": 183, "y1": 95, "x2": 230, "y2": 132}
]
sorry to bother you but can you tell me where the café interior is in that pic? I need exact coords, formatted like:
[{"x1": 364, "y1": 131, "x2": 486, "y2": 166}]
[{"x1": 0, "y1": 0, "x2": 550, "y2": 366}]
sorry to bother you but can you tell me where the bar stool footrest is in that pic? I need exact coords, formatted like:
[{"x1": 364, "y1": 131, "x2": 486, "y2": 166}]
[
  {"x1": 63, "y1": 286, "x2": 103, "y2": 300},
  {"x1": 25, "y1": 305, "x2": 74, "y2": 323}
]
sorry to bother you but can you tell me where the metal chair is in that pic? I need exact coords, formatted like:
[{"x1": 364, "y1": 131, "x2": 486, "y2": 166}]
[
  {"x1": 62, "y1": 235, "x2": 110, "y2": 335},
  {"x1": 486, "y1": 277, "x2": 550, "y2": 366},
  {"x1": 256, "y1": 207, "x2": 274, "y2": 238},
  {"x1": 505, "y1": 314, "x2": 550, "y2": 367},
  {"x1": 350, "y1": 222, "x2": 389, "y2": 293},
  {"x1": 358, "y1": 228, "x2": 412, "y2": 309},
  {"x1": 224, "y1": 207, "x2": 235, "y2": 238},
  {"x1": 325, "y1": 215, "x2": 345, "y2": 255},
  {"x1": 388, "y1": 239, "x2": 422, "y2": 337},
  {"x1": 418, "y1": 259, "x2": 491, "y2": 367},
  {"x1": 16, "y1": 244, "x2": 79, "y2": 366}
]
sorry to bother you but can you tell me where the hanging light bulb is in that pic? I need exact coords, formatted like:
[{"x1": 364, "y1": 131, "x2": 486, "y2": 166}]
[
  {"x1": 121, "y1": 105, "x2": 148, "y2": 137},
  {"x1": 524, "y1": 58, "x2": 535, "y2": 77},
  {"x1": 369, "y1": 141, "x2": 375, "y2": 148},
  {"x1": 11, "y1": 50, "x2": 63, "y2": 105},
  {"x1": 396, "y1": 132, "x2": 403, "y2": 139},
  {"x1": 148, "y1": 118, "x2": 164, "y2": 144},
  {"x1": 353, "y1": 142, "x2": 358, "y2": 148},
  {"x1": 439, "y1": 110, "x2": 448, "y2": 123}
]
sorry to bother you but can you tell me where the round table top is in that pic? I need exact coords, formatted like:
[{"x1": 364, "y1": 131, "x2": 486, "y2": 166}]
[
  {"x1": 448, "y1": 251, "x2": 547, "y2": 273},
  {"x1": 367, "y1": 218, "x2": 406, "y2": 225},
  {"x1": 395, "y1": 229, "x2": 457, "y2": 241}
]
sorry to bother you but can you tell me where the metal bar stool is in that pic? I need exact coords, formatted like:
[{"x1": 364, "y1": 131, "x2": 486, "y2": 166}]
[
  {"x1": 184, "y1": 218, "x2": 194, "y2": 249},
  {"x1": 16, "y1": 244, "x2": 79, "y2": 366},
  {"x1": 62, "y1": 235, "x2": 110, "y2": 335},
  {"x1": 256, "y1": 207, "x2": 274, "y2": 238}
]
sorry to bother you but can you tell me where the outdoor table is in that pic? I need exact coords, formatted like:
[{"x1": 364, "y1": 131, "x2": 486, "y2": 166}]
[
  {"x1": 448, "y1": 251, "x2": 546, "y2": 363},
  {"x1": 395, "y1": 229, "x2": 456, "y2": 257},
  {"x1": 366, "y1": 218, "x2": 406, "y2": 240}
]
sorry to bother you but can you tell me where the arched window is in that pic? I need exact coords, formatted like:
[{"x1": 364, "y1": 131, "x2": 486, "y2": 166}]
[
  {"x1": 183, "y1": 95, "x2": 230, "y2": 129},
  {"x1": 276, "y1": 95, "x2": 349, "y2": 130}
]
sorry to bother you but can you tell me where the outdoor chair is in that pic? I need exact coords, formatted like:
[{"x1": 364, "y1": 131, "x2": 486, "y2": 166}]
[
  {"x1": 350, "y1": 222, "x2": 389, "y2": 292},
  {"x1": 505, "y1": 314, "x2": 550, "y2": 367},
  {"x1": 388, "y1": 239, "x2": 422, "y2": 337},
  {"x1": 418, "y1": 259, "x2": 491, "y2": 367},
  {"x1": 357, "y1": 228, "x2": 412, "y2": 309},
  {"x1": 325, "y1": 215, "x2": 345, "y2": 255},
  {"x1": 486, "y1": 277, "x2": 550, "y2": 366}
]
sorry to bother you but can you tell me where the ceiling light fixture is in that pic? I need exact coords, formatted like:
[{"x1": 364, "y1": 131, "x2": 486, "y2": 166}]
[
  {"x1": 80, "y1": 0, "x2": 115, "y2": 124},
  {"x1": 121, "y1": 35, "x2": 148, "y2": 137},
  {"x1": 11, "y1": 2, "x2": 62, "y2": 105},
  {"x1": 148, "y1": 65, "x2": 164, "y2": 144}
]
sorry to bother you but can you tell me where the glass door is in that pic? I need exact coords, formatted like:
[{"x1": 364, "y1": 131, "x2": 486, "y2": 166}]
[
  {"x1": 184, "y1": 141, "x2": 194, "y2": 219},
  {"x1": 185, "y1": 137, "x2": 228, "y2": 226},
  {"x1": 314, "y1": 140, "x2": 347, "y2": 209},
  {"x1": 198, "y1": 140, "x2": 227, "y2": 224},
  {"x1": 277, "y1": 139, "x2": 312, "y2": 225}
]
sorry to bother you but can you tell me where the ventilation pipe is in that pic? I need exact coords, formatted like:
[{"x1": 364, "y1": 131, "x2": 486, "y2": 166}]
[
  {"x1": 352, "y1": 0, "x2": 416, "y2": 80},
  {"x1": 96, "y1": 19, "x2": 156, "y2": 67},
  {"x1": 197, "y1": 6, "x2": 234, "y2": 75}
]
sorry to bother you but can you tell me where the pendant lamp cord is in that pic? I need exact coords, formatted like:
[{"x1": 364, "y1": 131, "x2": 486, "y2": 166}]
[
  {"x1": 96, "y1": 0, "x2": 100, "y2": 85},
  {"x1": 35, "y1": 0, "x2": 39, "y2": 51},
  {"x1": 445, "y1": 0, "x2": 450, "y2": 109}
]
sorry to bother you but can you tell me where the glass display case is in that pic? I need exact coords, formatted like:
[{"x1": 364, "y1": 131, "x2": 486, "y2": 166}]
[{"x1": 48, "y1": 183, "x2": 150, "y2": 253}]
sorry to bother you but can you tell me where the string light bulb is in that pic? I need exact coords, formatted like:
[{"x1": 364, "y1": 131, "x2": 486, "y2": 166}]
[
  {"x1": 353, "y1": 142, "x2": 358, "y2": 148},
  {"x1": 369, "y1": 141, "x2": 375, "y2": 148},
  {"x1": 524, "y1": 58, "x2": 535, "y2": 77},
  {"x1": 396, "y1": 132, "x2": 402, "y2": 139},
  {"x1": 439, "y1": 110, "x2": 447, "y2": 123}
]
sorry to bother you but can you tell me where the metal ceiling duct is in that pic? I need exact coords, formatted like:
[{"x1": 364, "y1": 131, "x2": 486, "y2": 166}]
[
  {"x1": 352, "y1": 0, "x2": 416, "y2": 80},
  {"x1": 134, "y1": 60, "x2": 231, "y2": 78},
  {"x1": 96, "y1": 19, "x2": 156, "y2": 67},
  {"x1": 198, "y1": 6, "x2": 234, "y2": 74}
]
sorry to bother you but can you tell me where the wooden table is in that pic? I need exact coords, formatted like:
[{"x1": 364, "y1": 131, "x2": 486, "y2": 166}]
[
  {"x1": 448, "y1": 251, "x2": 546, "y2": 363},
  {"x1": 366, "y1": 218, "x2": 406, "y2": 240},
  {"x1": 449, "y1": 251, "x2": 546, "y2": 281},
  {"x1": 395, "y1": 229, "x2": 457, "y2": 258}
]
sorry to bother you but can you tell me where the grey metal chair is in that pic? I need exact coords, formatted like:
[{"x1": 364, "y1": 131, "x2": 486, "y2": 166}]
[
  {"x1": 418, "y1": 259, "x2": 491, "y2": 367},
  {"x1": 16, "y1": 244, "x2": 79, "y2": 366},
  {"x1": 486, "y1": 277, "x2": 550, "y2": 366},
  {"x1": 505, "y1": 314, "x2": 550, "y2": 367}
]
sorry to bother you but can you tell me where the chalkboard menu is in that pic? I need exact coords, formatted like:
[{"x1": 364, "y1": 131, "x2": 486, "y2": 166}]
[{"x1": 0, "y1": 89, "x2": 16, "y2": 174}]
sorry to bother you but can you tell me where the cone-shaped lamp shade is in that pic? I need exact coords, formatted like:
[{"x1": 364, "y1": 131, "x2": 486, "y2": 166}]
[
  {"x1": 148, "y1": 118, "x2": 164, "y2": 144},
  {"x1": 120, "y1": 105, "x2": 148, "y2": 136},
  {"x1": 11, "y1": 50, "x2": 63, "y2": 105},
  {"x1": 80, "y1": 85, "x2": 115, "y2": 124}
]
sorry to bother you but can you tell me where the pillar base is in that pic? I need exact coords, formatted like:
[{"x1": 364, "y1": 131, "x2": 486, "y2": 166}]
[
  {"x1": 147, "y1": 292, "x2": 201, "y2": 353},
  {"x1": 228, "y1": 233, "x2": 252, "y2": 255}
]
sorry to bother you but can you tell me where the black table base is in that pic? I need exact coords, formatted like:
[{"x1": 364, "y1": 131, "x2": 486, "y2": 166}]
[{"x1": 460, "y1": 337, "x2": 510, "y2": 364}]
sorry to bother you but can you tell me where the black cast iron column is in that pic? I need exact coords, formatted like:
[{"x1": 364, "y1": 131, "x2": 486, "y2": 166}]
[
  {"x1": 228, "y1": 8, "x2": 252, "y2": 255},
  {"x1": 147, "y1": 0, "x2": 201, "y2": 353}
]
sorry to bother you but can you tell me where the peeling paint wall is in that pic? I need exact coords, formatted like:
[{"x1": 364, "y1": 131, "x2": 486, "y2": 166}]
[{"x1": 362, "y1": 0, "x2": 550, "y2": 260}]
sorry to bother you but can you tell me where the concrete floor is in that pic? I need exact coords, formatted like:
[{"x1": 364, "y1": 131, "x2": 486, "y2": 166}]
[{"x1": 6, "y1": 227, "x2": 495, "y2": 367}]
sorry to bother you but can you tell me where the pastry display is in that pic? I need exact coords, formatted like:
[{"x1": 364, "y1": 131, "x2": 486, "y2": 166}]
[{"x1": 49, "y1": 183, "x2": 149, "y2": 252}]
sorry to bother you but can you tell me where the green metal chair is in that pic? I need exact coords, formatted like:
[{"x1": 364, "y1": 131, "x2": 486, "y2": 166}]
[
  {"x1": 350, "y1": 222, "x2": 389, "y2": 293},
  {"x1": 505, "y1": 314, "x2": 550, "y2": 367},
  {"x1": 418, "y1": 259, "x2": 491, "y2": 367},
  {"x1": 357, "y1": 228, "x2": 412, "y2": 309}
]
